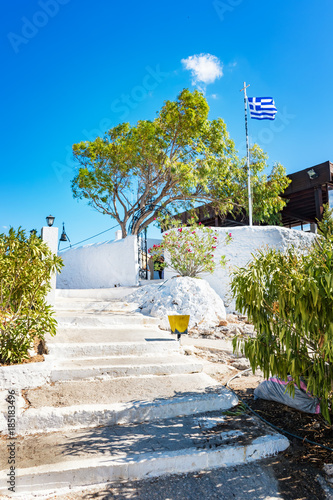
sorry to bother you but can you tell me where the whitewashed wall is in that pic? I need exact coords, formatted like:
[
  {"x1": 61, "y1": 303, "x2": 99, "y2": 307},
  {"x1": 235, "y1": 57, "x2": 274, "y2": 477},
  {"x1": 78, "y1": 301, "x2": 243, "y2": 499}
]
[
  {"x1": 164, "y1": 226, "x2": 316, "y2": 312},
  {"x1": 57, "y1": 235, "x2": 139, "y2": 289}
]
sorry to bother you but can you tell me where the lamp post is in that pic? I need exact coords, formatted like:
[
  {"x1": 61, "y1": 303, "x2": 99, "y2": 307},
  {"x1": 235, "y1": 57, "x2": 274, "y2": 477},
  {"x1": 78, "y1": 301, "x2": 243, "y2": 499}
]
[
  {"x1": 58, "y1": 223, "x2": 71, "y2": 250},
  {"x1": 41, "y1": 215, "x2": 58, "y2": 306}
]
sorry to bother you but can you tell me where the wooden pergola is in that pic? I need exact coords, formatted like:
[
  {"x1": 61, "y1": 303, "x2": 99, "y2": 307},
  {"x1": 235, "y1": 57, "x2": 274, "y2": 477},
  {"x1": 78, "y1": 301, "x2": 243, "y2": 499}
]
[
  {"x1": 280, "y1": 161, "x2": 333, "y2": 228},
  {"x1": 175, "y1": 161, "x2": 333, "y2": 229}
]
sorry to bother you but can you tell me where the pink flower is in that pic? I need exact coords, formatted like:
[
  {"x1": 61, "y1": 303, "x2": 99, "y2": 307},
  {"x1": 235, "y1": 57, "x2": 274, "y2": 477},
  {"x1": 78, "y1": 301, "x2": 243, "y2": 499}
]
[
  {"x1": 153, "y1": 218, "x2": 156, "y2": 220},
  {"x1": 178, "y1": 228, "x2": 182, "y2": 232},
  {"x1": 199, "y1": 222, "x2": 202, "y2": 225},
  {"x1": 229, "y1": 233, "x2": 232, "y2": 237},
  {"x1": 211, "y1": 254, "x2": 214, "y2": 257},
  {"x1": 192, "y1": 231, "x2": 196, "y2": 234},
  {"x1": 213, "y1": 236, "x2": 217, "y2": 240},
  {"x1": 188, "y1": 249, "x2": 191, "y2": 252},
  {"x1": 212, "y1": 246, "x2": 216, "y2": 249}
]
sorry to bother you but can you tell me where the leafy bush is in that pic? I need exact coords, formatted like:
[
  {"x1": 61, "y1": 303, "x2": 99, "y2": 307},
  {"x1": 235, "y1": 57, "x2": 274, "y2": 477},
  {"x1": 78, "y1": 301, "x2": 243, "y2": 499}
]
[
  {"x1": 0, "y1": 228, "x2": 63, "y2": 364},
  {"x1": 149, "y1": 216, "x2": 232, "y2": 278},
  {"x1": 231, "y1": 209, "x2": 333, "y2": 421}
]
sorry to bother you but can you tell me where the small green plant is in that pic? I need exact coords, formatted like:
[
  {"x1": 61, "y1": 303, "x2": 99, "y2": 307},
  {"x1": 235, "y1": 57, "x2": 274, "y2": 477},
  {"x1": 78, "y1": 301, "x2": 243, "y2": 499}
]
[
  {"x1": 222, "y1": 402, "x2": 247, "y2": 416},
  {"x1": 231, "y1": 207, "x2": 333, "y2": 421},
  {"x1": 148, "y1": 215, "x2": 232, "y2": 278},
  {"x1": 0, "y1": 228, "x2": 63, "y2": 364}
]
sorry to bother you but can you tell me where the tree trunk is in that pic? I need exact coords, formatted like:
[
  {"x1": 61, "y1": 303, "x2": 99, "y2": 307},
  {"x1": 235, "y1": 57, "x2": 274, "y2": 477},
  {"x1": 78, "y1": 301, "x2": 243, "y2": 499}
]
[{"x1": 120, "y1": 223, "x2": 127, "y2": 238}]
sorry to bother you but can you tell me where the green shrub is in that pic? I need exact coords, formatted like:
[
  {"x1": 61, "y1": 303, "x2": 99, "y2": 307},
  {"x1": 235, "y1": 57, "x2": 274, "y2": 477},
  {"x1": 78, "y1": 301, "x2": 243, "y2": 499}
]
[
  {"x1": 0, "y1": 228, "x2": 63, "y2": 364},
  {"x1": 231, "y1": 210, "x2": 333, "y2": 421}
]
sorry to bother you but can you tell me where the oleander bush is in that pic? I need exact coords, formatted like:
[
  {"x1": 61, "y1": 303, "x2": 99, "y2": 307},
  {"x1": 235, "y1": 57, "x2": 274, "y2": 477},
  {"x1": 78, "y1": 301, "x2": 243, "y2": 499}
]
[
  {"x1": 231, "y1": 206, "x2": 333, "y2": 421},
  {"x1": 0, "y1": 228, "x2": 63, "y2": 364},
  {"x1": 149, "y1": 215, "x2": 232, "y2": 278}
]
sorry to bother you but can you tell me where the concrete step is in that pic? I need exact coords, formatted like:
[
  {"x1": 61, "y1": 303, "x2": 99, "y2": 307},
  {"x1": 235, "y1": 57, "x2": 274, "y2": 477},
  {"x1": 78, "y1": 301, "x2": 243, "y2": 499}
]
[
  {"x1": 55, "y1": 312, "x2": 160, "y2": 328},
  {"x1": 47, "y1": 340, "x2": 179, "y2": 359},
  {"x1": 0, "y1": 411, "x2": 289, "y2": 497},
  {"x1": 0, "y1": 347, "x2": 183, "y2": 391},
  {"x1": 47, "y1": 325, "x2": 174, "y2": 345},
  {"x1": 55, "y1": 299, "x2": 138, "y2": 313},
  {"x1": 49, "y1": 354, "x2": 203, "y2": 382},
  {"x1": 45, "y1": 325, "x2": 179, "y2": 360},
  {"x1": 25, "y1": 372, "x2": 222, "y2": 410},
  {"x1": 7, "y1": 374, "x2": 238, "y2": 435},
  {"x1": 56, "y1": 287, "x2": 136, "y2": 300}
]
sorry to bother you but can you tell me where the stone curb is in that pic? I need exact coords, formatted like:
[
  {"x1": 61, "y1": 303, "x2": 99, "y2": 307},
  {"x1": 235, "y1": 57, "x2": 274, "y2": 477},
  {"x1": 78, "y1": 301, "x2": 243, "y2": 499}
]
[
  {"x1": 1, "y1": 389, "x2": 238, "y2": 436},
  {"x1": 0, "y1": 433, "x2": 289, "y2": 497}
]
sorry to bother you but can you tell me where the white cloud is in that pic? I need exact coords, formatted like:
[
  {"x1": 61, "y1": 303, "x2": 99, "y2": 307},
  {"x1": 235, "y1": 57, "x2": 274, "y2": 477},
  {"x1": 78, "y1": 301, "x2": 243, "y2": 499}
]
[
  {"x1": 2, "y1": 226, "x2": 8, "y2": 229},
  {"x1": 181, "y1": 54, "x2": 223, "y2": 92}
]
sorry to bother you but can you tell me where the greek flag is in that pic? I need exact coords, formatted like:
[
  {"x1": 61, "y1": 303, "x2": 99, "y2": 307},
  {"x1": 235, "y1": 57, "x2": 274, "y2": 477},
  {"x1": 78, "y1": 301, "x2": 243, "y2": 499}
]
[{"x1": 248, "y1": 97, "x2": 277, "y2": 120}]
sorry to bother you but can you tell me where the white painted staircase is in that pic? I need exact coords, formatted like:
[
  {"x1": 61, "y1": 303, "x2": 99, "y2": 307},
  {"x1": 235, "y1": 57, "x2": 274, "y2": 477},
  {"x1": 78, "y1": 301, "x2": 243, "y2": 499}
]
[{"x1": 0, "y1": 288, "x2": 289, "y2": 498}]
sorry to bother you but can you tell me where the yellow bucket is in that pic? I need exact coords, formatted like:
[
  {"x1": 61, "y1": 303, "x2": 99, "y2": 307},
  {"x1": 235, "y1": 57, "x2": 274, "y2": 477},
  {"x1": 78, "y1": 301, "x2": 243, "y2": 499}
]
[{"x1": 168, "y1": 315, "x2": 190, "y2": 336}]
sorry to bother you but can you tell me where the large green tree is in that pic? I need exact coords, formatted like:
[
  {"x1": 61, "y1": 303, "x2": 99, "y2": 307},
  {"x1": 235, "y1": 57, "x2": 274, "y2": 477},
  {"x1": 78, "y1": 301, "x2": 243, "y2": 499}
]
[{"x1": 72, "y1": 89, "x2": 290, "y2": 237}]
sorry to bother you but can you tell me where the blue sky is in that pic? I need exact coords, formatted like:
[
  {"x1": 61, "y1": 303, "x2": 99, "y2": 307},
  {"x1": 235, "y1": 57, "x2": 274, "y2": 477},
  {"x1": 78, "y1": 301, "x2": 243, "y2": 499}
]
[{"x1": 2, "y1": 0, "x2": 333, "y2": 248}]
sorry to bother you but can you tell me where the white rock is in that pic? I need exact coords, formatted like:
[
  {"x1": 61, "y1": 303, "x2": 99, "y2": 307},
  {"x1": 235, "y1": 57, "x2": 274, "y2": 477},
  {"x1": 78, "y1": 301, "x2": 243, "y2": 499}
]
[{"x1": 126, "y1": 276, "x2": 226, "y2": 329}]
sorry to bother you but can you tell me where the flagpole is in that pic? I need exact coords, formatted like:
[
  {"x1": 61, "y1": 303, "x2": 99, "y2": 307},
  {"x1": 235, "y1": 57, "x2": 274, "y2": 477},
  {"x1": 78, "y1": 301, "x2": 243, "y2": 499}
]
[{"x1": 240, "y1": 82, "x2": 252, "y2": 226}]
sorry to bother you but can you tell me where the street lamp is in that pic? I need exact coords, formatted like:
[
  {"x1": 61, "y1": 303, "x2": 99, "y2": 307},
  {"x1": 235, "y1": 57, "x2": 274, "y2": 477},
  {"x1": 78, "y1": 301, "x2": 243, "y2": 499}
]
[{"x1": 46, "y1": 215, "x2": 55, "y2": 227}]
